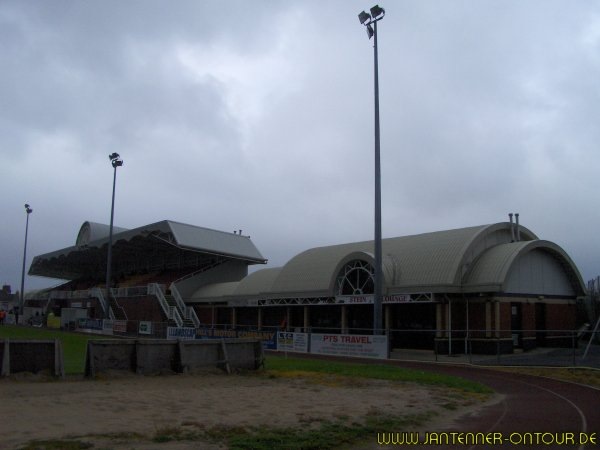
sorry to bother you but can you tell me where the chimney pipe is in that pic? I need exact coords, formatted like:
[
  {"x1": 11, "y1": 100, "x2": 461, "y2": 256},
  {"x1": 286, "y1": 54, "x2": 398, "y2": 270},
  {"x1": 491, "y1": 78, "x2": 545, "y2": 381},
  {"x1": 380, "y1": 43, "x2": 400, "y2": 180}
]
[
  {"x1": 509, "y1": 213, "x2": 515, "y2": 242},
  {"x1": 239, "y1": 230, "x2": 242, "y2": 236},
  {"x1": 515, "y1": 213, "x2": 520, "y2": 241}
]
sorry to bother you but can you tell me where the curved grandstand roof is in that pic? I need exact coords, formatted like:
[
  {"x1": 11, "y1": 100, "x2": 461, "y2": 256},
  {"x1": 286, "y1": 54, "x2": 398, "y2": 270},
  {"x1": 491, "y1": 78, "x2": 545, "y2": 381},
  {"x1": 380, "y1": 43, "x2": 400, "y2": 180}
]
[
  {"x1": 30, "y1": 220, "x2": 267, "y2": 280},
  {"x1": 76, "y1": 221, "x2": 129, "y2": 246},
  {"x1": 188, "y1": 222, "x2": 585, "y2": 302},
  {"x1": 267, "y1": 223, "x2": 538, "y2": 296}
]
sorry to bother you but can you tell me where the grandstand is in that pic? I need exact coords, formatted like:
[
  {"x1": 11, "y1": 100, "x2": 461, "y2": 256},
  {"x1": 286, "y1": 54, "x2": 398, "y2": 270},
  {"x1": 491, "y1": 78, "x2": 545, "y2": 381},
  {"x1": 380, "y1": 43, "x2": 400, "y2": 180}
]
[
  {"x1": 25, "y1": 219, "x2": 587, "y2": 354},
  {"x1": 25, "y1": 220, "x2": 266, "y2": 335}
]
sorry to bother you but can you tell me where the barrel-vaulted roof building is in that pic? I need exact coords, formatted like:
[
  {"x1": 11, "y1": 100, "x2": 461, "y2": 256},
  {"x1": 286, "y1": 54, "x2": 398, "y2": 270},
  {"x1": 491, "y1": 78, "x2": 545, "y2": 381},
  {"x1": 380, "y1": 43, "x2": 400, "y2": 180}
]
[{"x1": 186, "y1": 221, "x2": 585, "y2": 353}]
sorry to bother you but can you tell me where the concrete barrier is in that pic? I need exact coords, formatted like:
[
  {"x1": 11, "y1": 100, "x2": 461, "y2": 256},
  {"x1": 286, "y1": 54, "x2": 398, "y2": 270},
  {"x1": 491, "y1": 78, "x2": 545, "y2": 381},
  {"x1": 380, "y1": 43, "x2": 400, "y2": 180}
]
[
  {"x1": 85, "y1": 338, "x2": 264, "y2": 377},
  {"x1": 85, "y1": 340, "x2": 136, "y2": 377},
  {"x1": 136, "y1": 339, "x2": 179, "y2": 375},
  {"x1": 1, "y1": 339, "x2": 64, "y2": 378}
]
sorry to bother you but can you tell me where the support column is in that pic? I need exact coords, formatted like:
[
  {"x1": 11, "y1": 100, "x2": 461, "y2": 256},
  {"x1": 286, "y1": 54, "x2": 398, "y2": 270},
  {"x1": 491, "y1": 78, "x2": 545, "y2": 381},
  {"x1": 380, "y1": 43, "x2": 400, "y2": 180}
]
[
  {"x1": 286, "y1": 307, "x2": 291, "y2": 332},
  {"x1": 231, "y1": 307, "x2": 236, "y2": 329},
  {"x1": 257, "y1": 308, "x2": 262, "y2": 331},
  {"x1": 211, "y1": 305, "x2": 215, "y2": 328},
  {"x1": 303, "y1": 306, "x2": 310, "y2": 332},
  {"x1": 436, "y1": 303, "x2": 443, "y2": 337},
  {"x1": 494, "y1": 301, "x2": 500, "y2": 338},
  {"x1": 341, "y1": 305, "x2": 348, "y2": 334},
  {"x1": 485, "y1": 302, "x2": 492, "y2": 338}
]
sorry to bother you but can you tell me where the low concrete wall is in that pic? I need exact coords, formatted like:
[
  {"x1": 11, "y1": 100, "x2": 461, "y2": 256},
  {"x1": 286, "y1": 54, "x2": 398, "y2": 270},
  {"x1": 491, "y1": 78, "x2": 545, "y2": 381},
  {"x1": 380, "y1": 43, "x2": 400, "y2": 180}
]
[
  {"x1": 136, "y1": 340, "x2": 179, "y2": 375},
  {"x1": 85, "y1": 338, "x2": 263, "y2": 377},
  {"x1": 85, "y1": 340, "x2": 136, "y2": 377},
  {"x1": 1, "y1": 339, "x2": 64, "y2": 378}
]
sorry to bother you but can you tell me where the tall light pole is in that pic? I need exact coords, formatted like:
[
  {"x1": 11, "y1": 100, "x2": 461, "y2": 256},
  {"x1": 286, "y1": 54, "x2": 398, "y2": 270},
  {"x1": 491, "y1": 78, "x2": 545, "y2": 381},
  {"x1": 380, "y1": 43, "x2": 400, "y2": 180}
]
[
  {"x1": 19, "y1": 203, "x2": 33, "y2": 324},
  {"x1": 359, "y1": 5, "x2": 385, "y2": 334},
  {"x1": 105, "y1": 152, "x2": 123, "y2": 315}
]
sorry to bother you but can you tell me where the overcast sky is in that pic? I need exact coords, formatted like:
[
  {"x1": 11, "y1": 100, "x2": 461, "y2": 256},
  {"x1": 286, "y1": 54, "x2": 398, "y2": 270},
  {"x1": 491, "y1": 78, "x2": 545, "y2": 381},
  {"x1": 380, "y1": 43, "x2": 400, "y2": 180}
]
[{"x1": 2, "y1": 0, "x2": 600, "y2": 292}]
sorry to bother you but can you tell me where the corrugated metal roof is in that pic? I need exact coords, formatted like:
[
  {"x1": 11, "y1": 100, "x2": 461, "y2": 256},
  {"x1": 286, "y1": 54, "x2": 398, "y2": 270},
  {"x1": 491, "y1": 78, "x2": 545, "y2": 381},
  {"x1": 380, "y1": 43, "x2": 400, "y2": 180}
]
[
  {"x1": 464, "y1": 240, "x2": 586, "y2": 295},
  {"x1": 29, "y1": 220, "x2": 266, "y2": 279},
  {"x1": 268, "y1": 224, "x2": 517, "y2": 295},
  {"x1": 166, "y1": 221, "x2": 265, "y2": 262},
  {"x1": 233, "y1": 267, "x2": 282, "y2": 297}
]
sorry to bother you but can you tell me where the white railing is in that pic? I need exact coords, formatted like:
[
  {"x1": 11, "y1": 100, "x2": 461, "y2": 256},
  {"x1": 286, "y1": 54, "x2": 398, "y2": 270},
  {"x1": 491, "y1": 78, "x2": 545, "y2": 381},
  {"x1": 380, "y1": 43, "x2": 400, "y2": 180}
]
[
  {"x1": 148, "y1": 283, "x2": 182, "y2": 327},
  {"x1": 171, "y1": 284, "x2": 200, "y2": 328},
  {"x1": 90, "y1": 287, "x2": 115, "y2": 320}
]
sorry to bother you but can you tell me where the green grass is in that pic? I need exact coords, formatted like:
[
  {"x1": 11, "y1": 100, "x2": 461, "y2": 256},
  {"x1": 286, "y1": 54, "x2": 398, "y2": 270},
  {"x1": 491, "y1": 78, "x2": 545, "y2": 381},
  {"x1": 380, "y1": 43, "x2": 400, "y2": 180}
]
[
  {"x1": 0, "y1": 325, "x2": 103, "y2": 374},
  {"x1": 265, "y1": 355, "x2": 493, "y2": 393}
]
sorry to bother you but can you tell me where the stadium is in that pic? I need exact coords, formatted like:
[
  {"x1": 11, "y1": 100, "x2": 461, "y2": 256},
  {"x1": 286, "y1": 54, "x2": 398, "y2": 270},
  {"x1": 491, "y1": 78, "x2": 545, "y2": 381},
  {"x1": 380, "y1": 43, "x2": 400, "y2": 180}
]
[{"x1": 19, "y1": 216, "x2": 586, "y2": 355}]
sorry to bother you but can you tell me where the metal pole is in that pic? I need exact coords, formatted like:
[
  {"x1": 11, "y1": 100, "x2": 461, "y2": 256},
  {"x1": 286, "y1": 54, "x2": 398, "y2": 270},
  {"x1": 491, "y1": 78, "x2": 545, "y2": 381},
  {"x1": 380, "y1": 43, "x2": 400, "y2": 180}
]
[
  {"x1": 372, "y1": 18, "x2": 383, "y2": 335},
  {"x1": 105, "y1": 165, "x2": 118, "y2": 315},
  {"x1": 19, "y1": 208, "x2": 31, "y2": 324}
]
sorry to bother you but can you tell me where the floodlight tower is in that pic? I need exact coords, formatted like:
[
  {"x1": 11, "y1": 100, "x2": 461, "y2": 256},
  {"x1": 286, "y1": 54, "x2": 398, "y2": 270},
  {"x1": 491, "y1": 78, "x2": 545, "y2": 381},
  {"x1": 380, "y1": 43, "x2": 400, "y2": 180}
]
[
  {"x1": 19, "y1": 203, "x2": 33, "y2": 324},
  {"x1": 105, "y1": 152, "x2": 123, "y2": 315},
  {"x1": 358, "y1": 5, "x2": 385, "y2": 334}
]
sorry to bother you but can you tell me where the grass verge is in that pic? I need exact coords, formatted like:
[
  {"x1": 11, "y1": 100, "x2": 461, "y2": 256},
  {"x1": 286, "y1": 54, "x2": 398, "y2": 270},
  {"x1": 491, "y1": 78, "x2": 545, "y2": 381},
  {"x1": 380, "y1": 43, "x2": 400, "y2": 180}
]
[{"x1": 265, "y1": 355, "x2": 493, "y2": 394}]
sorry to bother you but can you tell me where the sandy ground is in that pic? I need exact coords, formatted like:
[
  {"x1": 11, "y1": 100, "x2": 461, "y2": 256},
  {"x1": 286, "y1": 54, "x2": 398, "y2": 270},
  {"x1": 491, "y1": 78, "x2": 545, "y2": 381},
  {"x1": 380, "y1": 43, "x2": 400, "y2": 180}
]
[{"x1": 0, "y1": 371, "x2": 495, "y2": 450}]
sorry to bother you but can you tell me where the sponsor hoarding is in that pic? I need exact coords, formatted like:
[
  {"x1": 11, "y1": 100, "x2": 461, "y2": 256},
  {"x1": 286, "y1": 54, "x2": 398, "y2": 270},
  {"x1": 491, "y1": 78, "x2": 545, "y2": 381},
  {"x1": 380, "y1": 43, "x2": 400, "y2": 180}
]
[
  {"x1": 277, "y1": 332, "x2": 309, "y2": 353},
  {"x1": 167, "y1": 327, "x2": 196, "y2": 340},
  {"x1": 310, "y1": 333, "x2": 388, "y2": 359}
]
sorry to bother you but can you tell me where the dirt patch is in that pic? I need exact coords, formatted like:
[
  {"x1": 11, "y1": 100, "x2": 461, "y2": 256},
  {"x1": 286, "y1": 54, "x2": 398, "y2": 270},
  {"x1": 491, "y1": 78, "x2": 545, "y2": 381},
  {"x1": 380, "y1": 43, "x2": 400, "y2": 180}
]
[{"x1": 0, "y1": 372, "x2": 494, "y2": 449}]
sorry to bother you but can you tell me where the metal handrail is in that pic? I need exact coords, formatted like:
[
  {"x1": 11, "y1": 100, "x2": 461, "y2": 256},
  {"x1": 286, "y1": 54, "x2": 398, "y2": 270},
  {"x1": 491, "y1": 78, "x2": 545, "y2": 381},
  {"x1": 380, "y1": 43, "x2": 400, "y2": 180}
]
[
  {"x1": 171, "y1": 284, "x2": 200, "y2": 328},
  {"x1": 90, "y1": 287, "x2": 115, "y2": 320},
  {"x1": 148, "y1": 283, "x2": 182, "y2": 327}
]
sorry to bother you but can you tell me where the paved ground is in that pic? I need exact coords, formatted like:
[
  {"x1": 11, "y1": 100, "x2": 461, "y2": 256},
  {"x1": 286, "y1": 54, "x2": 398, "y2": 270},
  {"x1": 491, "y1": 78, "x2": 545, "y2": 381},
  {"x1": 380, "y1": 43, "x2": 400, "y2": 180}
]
[{"x1": 395, "y1": 362, "x2": 600, "y2": 450}]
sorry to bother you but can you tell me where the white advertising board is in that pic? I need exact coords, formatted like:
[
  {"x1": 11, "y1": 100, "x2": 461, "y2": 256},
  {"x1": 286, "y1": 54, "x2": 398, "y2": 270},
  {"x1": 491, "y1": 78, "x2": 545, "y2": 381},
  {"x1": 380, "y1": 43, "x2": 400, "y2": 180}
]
[
  {"x1": 167, "y1": 326, "x2": 196, "y2": 340},
  {"x1": 277, "y1": 332, "x2": 309, "y2": 353},
  {"x1": 139, "y1": 321, "x2": 152, "y2": 335},
  {"x1": 310, "y1": 333, "x2": 388, "y2": 359}
]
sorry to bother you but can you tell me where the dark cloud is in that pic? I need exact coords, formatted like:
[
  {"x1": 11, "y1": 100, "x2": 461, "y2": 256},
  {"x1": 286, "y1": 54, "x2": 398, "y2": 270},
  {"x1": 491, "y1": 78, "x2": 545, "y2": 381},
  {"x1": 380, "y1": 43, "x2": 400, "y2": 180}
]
[{"x1": 2, "y1": 1, "x2": 600, "y2": 291}]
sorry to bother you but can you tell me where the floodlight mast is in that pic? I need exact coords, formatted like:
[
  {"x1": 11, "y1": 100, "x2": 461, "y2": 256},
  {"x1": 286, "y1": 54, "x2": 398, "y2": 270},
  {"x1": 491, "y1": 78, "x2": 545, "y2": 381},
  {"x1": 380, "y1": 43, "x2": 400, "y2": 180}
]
[
  {"x1": 358, "y1": 5, "x2": 385, "y2": 335},
  {"x1": 19, "y1": 203, "x2": 33, "y2": 324},
  {"x1": 105, "y1": 152, "x2": 123, "y2": 318}
]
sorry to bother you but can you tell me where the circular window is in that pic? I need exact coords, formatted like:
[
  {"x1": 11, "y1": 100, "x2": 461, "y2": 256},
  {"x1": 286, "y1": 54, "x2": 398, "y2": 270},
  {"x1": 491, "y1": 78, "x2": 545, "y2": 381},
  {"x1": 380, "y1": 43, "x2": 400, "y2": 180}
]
[{"x1": 335, "y1": 260, "x2": 375, "y2": 295}]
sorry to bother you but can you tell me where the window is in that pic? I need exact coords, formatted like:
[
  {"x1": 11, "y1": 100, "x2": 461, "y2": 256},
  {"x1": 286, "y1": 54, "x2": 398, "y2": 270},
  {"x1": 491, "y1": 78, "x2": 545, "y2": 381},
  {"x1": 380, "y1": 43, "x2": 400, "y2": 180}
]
[{"x1": 335, "y1": 260, "x2": 375, "y2": 295}]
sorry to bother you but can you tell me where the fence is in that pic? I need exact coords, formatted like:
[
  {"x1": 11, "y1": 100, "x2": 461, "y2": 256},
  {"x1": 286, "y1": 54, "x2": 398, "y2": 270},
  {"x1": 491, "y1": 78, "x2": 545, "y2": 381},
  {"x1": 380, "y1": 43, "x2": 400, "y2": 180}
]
[{"x1": 38, "y1": 316, "x2": 600, "y2": 368}]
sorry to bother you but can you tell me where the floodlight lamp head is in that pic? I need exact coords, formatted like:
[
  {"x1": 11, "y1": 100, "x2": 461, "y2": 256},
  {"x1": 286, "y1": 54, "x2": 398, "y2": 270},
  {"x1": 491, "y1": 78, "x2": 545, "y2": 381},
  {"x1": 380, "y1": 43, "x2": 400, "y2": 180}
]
[
  {"x1": 358, "y1": 10, "x2": 371, "y2": 24},
  {"x1": 370, "y1": 5, "x2": 385, "y2": 19},
  {"x1": 112, "y1": 159, "x2": 123, "y2": 168},
  {"x1": 366, "y1": 24, "x2": 374, "y2": 39},
  {"x1": 25, "y1": 204, "x2": 32, "y2": 214},
  {"x1": 109, "y1": 152, "x2": 120, "y2": 161}
]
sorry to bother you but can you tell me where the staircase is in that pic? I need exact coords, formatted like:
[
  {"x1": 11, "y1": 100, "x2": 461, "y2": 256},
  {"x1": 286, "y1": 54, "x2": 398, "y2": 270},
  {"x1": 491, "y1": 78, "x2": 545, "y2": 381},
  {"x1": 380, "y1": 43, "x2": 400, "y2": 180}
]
[
  {"x1": 165, "y1": 294, "x2": 195, "y2": 328},
  {"x1": 109, "y1": 296, "x2": 127, "y2": 320}
]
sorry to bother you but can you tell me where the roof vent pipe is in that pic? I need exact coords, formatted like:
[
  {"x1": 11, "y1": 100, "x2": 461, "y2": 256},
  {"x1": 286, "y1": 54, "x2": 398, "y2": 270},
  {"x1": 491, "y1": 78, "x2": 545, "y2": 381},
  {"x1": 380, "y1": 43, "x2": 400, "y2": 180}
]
[
  {"x1": 515, "y1": 213, "x2": 520, "y2": 241},
  {"x1": 239, "y1": 230, "x2": 242, "y2": 236},
  {"x1": 509, "y1": 213, "x2": 515, "y2": 242}
]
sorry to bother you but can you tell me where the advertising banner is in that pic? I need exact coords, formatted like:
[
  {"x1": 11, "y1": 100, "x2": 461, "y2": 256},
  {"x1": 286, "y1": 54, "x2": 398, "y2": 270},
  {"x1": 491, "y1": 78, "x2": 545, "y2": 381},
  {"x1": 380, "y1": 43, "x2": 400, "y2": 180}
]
[
  {"x1": 77, "y1": 318, "x2": 104, "y2": 333},
  {"x1": 167, "y1": 327, "x2": 196, "y2": 340},
  {"x1": 277, "y1": 332, "x2": 309, "y2": 353},
  {"x1": 334, "y1": 294, "x2": 414, "y2": 304},
  {"x1": 310, "y1": 333, "x2": 388, "y2": 359},
  {"x1": 139, "y1": 321, "x2": 152, "y2": 335},
  {"x1": 113, "y1": 320, "x2": 127, "y2": 333},
  {"x1": 195, "y1": 327, "x2": 277, "y2": 349}
]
